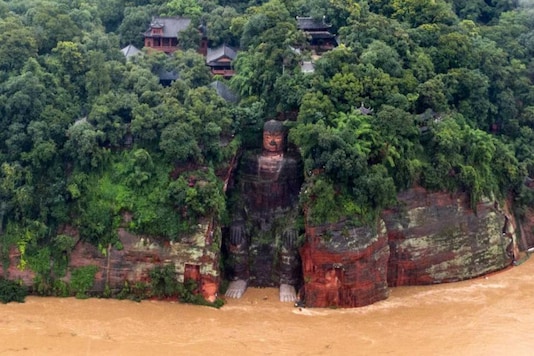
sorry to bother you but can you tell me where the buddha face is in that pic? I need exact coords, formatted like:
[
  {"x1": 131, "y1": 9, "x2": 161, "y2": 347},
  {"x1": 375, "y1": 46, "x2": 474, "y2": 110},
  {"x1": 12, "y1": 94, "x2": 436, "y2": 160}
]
[{"x1": 263, "y1": 130, "x2": 285, "y2": 153}]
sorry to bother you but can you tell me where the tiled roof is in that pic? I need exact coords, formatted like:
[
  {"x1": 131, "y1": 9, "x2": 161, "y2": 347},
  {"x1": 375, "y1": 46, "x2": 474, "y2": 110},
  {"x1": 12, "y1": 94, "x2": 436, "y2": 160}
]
[
  {"x1": 209, "y1": 81, "x2": 238, "y2": 103},
  {"x1": 158, "y1": 68, "x2": 179, "y2": 81},
  {"x1": 121, "y1": 45, "x2": 142, "y2": 59},
  {"x1": 144, "y1": 17, "x2": 191, "y2": 38},
  {"x1": 296, "y1": 16, "x2": 331, "y2": 30},
  {"x1": 206, "y1": 45, "x2": 237, "y2": 64}
]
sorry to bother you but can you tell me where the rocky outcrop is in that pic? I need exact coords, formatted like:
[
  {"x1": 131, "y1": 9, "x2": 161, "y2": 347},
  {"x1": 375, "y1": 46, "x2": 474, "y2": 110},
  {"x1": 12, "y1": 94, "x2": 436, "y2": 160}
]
[
  {"x1": 383, "y1": 187, "x2": 513, "y2": 286},
  {"x1": 0, "y1": 248, "x2": 36, "y2": 286},
  {"x1": 71, "y1": 221, "x2": 220, "y2": 299},
  {"x1": 300, "y1": 220, "x2": 390, "y2": 308},
  {"x1": 517, "y1": 207, "x2": 534, "y2": 251},
  {"x1": 299, "y1": 187, "x2": 516, "y2": 308},
  {"x1": 0, "y1": 220, "x2": 221, "y2": 302}
]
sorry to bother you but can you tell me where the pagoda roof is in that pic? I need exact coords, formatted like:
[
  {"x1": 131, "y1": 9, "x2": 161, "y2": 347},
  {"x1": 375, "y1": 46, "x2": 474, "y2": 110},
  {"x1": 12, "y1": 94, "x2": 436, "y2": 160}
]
[
  {"x1": 307, "y1": 31, "x2": 336, "y2": 39},
  {"x1": 206, "y1": 45, "x2": 237, "y2": 65},
  {"x1": 144, "y1": 17, "x2": 191, "y2": 38},
  {"x1": 120, "y1": 44, "x2": 142, "y2": 59},
  {"x1": 296, "y1": 16, "x2": 332, "y2": 31}
]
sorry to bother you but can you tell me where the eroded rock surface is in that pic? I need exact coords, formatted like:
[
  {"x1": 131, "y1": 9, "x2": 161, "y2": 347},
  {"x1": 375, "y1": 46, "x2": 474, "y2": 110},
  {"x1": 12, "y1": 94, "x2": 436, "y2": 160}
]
[
  {"x1": 299, "y1": 187, "x2": 518, "y2": 307},
  {"x1": 0, "y1": 221, "x2": 221, "y2": 302},
  {"x1": 0, "y1": 186, "x2": 524, "y2": 308},
  {"x1": 383, "y1": 187, "x2": 513, "y2": 286},
  {"x1": 300, "y1": 220, "x2": 390, "y2": 308}
]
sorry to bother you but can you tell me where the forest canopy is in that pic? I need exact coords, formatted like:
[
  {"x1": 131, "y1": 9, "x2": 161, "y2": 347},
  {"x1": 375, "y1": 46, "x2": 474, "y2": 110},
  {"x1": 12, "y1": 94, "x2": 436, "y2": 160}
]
[{"x1": 0, "y1": 0, "x2": 533, "y2": 279}]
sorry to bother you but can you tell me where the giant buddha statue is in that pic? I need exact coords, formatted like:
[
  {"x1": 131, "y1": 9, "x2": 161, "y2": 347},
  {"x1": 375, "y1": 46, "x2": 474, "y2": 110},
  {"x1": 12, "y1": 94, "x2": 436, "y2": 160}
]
[{"x1": 224, "y1": 120, "x2": 303, "y2": 302}]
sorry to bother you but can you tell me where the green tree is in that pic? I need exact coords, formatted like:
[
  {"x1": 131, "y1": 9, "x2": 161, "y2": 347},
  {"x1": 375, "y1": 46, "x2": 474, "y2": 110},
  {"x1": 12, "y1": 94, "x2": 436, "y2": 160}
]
[
  {"x1": 442, "y1": 68, "x2": 492, "y2": 129},
  {"x1": 88, "y1": 91, "x2": 138, "y2": 147},
  {"x1": 64, "y1": 122, "x2": 107, "y2": 169},
  {"x1": 328, "y1": 69, "x2": 365, "y2": 110},
  {"x1": 160, "y1": 122, "x2": 201, "y2": 163},
  {"x1": 415, "y1": 75, "x2": 448, "y2": 113},
  {"x1": 25, "y1": 3, "x2": 83, "y2": 53},
  {"x1": 166, "y1": 0, "x2": 202, "y2": 20},
  {"x1": 297, "y1": 91, "x2": 336, "y2": 125},
  {"x1": 0, "y1": 17, "x2": 38, "y2": 72},
  {"x1": 89, "y1": 0, "x2": 125, "y2": 31},
  {"x1": 0, "y1": 163, "x2": 26, "y2": 235},
  {"x1": 432, "y1": 32, "x2": 475, "y2": 72},
  {"x1": 392, "y1": 0, "x2": 457, "y2": 27},
  {"x1": 372, "y1": 106, "x2": 422, "y2": 188},
  {"x1": 230, "y1": 0, "x2": 304, "y2": 113},
  {"x1": 204, "y1": 6, "x2": 240, "y2": 47},
  {"x1": 171, "y1": 49, "x2": 212, "y2": 87},
  {"x1": 118, "y1": 6, "x2": 153, "y2": 48},
  {"x1": 421, "y1": 117, "x2": 520, "y2": 207},
  {"x1": 360, "y1": 40, "x2": 403, "y2": 77}
]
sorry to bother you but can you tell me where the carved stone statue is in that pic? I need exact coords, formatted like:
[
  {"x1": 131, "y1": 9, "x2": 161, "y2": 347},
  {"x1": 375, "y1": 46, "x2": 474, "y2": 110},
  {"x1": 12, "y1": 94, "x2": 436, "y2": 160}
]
[{"x1": 224, "y1": 120, "x2": 303, "y2": 302}]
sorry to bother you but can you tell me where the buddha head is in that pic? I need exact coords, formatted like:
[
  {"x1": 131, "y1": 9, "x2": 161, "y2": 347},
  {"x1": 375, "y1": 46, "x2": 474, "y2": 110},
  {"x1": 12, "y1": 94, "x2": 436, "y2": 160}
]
[{"x1": 263, "y1": 120, "x2": 286, "y2": 154}]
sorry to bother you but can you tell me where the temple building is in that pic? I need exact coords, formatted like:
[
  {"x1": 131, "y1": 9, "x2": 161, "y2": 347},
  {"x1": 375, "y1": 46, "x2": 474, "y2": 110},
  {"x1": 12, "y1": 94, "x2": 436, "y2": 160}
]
[
  {"x1": 144, "y1": 17, "x2": 191, "y2": 54},
  {"x1": 206, "y1": 44, "x2": 237, "y2": 78},
  {"x1": 296, "y1": 16, "x2": 337, "y2": 52}
]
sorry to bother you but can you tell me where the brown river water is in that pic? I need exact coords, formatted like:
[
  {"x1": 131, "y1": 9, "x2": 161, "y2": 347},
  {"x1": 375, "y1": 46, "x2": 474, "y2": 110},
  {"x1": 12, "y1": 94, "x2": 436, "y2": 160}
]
[{"x1": 1, "y1": 258, "x2": 534, "y2": 356}]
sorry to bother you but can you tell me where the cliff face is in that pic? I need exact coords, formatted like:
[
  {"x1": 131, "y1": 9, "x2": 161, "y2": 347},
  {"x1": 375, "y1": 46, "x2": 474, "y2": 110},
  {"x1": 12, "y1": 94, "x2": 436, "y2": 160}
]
[
  {"x1": 517, "y1": 207, "x2": 534, "y2": 251},
  {"x1": 383, "y1": 187, "x2": 513, "y2": 287},
  {"x1": 300, "y1": 220, "x2": 390, "y2": 308},
  {"x1": 0, "y1": 221, "x2": 221, "y2": 302},
  {"x1": 299, "y1": 186, "x2": 516, "y2": 307},
  {"x1": 72, "y1": 222, "x2": 220, "y2": 301},
  {"x1": 0, "y1": 186, "x2": 520, "y2": 307}
]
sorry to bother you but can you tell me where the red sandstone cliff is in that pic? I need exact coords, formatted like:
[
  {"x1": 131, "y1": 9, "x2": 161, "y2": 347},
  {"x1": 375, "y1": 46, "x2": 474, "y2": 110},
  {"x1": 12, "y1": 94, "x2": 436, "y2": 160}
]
[
  {"x1": 0, "y1": 220, "x2": 220, "y2": 302},
  {"x1": 383, "y1": 187, "x2": 513, "y2": 287},
  {"x1": 300, "y1": 220, "x2": 390, "y2": 308},
  {"x1": 299, "y1": 187, "x2": 517, "y2": 308},
  {"x1": 0, "y1": 186, "x2": 525, "y2": 308},
  {"x1": 517, "y1": 207, "x2": 534, "y2": 251}
]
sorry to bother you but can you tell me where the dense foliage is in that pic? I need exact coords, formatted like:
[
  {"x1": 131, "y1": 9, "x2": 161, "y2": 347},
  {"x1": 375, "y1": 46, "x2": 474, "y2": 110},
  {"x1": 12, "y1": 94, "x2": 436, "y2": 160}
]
[
  {"x1": 0, "y1": 0, "x2": 533, "y2": 288},
  {"x1": 149, "y1": 265, "x2": 224, "y2": 307},
  {"x1": 0, "y1": 278, "x2": 27, "y2": 303}
]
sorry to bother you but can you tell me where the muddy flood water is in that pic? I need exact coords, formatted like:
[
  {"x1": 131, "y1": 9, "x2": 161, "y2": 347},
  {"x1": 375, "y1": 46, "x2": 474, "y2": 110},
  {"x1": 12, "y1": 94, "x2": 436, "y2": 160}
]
[{"x1": 1, "y1": 258, "x2": 534, "y2": 356}]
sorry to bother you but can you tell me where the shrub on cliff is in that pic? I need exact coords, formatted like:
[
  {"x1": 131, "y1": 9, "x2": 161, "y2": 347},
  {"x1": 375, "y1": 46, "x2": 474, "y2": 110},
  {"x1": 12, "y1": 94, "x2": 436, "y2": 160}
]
[
  {"x1": 70, "y1": 265, "x2": 98, "y2": 299},
  {"x1": 149, "y1": 265, "x2": 224, "y2": 308},
  {"x1": 149, "y1": 265, "x2": 181, "y2": 299},
  {"x1": 0, "y1": 278, "x2": 27, "y2": 304}
]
